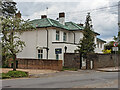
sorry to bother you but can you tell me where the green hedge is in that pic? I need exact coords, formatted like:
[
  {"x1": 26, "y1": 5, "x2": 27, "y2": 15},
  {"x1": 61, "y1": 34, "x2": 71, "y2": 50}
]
[{"x1": 2, "y1": 71, "x2": 28, "y2": 79}]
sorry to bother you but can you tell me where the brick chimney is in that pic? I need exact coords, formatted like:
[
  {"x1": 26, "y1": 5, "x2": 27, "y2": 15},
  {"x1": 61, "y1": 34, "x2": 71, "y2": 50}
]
[
  {"x1": 59, "y1": 12, "x2": 65, "y2": 25},
  {"x1": 41, "y1": 15, "x2": 47, "y2": 19},
  {"x1": 15, "y1": 11, "x2": 21, "y2": 18},
  {"x1": 79, "y1": 23, "x2": 84, "y2": 26}
]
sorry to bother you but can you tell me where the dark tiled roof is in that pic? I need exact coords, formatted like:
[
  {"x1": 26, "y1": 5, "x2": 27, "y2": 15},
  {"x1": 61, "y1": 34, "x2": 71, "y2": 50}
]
[{"x1": 97, "y1": 38, "x2": 106, "y2": 43}]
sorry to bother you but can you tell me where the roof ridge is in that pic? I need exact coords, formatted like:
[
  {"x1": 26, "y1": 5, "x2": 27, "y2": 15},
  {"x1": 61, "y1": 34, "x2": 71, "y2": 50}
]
[
  {"x1": 46, "y1": 18, "x2": 54, "y2": 26},
  {"x1": 71, "y1": 22, "x2": 81, "y2": 29}
]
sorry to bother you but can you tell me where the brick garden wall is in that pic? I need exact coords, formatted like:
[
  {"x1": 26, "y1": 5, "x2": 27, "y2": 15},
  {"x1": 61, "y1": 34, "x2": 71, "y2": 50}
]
[
  {"x1": 10, "y1": 59, "x2": 63, "y2": 71},
  {"x1": 86, "y1": 53, "x2": 120, "y2": 69},
  {"x1": 64, "y1": 53, "x2": 120, "y2": 69},
  {"x1": 64, "y1": 53, "x2": 81, "y2": 68}
]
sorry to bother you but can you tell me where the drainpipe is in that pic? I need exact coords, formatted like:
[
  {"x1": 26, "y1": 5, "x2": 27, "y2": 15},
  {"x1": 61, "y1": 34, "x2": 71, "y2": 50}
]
[
  {"x1": 72, "y1": 31, "x2": 75, "y2": 44},
  {"x1": 46, "y1": 28, "x2": 49, "y2": 59}
]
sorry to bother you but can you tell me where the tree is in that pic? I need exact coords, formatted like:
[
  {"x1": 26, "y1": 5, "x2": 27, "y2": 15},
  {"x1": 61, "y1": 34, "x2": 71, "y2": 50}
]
[
  {"x1": 1, "y1": 15, "x2": 33, "y2": 71},
  {"x1": 102, "y1": 49, "x2": 111, "y2": 54},
  {"x1": 104, "y1": 38, "x2": 120, "y2": 54},
  {"x1": 1, "y1": 0, "x2": 17, "y2": 67},
  {"x1": 77, "y1": 13, "x2": 95, "y2": 58},
  {"x1": 2, "y1": 0, "x2": 17, "y2": 17}
]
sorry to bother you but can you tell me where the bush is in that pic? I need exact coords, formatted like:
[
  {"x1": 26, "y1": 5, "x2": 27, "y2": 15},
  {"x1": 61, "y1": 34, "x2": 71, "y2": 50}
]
[
  {"x1": 2, "y1": 71, "x2": 28, "y2": 79},
  {"x1": 62, "y1": 67, "x2": 78, "y2": 71},
  {"x1": 1, "y1": 73, "x2": 11, "y2": 79}
]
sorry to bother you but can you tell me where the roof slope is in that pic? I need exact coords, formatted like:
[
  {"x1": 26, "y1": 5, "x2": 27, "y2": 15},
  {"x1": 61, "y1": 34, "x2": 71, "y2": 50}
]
[
  {"x1": 97, "y1": 38, "x2": 106, "y2": 43},
  {"x1": 65, "y1": 22, "x2": 84, "y2": 30},
  {"x1": 30, "y1": 18, "x2": 100, "y2": 35},
  {"x1": 30, "y1": 18, "x2": 83, "y2": 30}
]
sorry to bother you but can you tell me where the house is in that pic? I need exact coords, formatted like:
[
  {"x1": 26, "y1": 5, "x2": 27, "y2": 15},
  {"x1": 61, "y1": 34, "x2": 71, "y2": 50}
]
[{"x1": 17, "y1": 12, "x2": 106, "y2": 63}]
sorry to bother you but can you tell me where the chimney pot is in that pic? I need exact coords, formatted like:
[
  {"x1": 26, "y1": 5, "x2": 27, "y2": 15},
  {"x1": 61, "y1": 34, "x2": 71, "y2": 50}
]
[
  {"x1": 41, "y1": 15, "x2": 47, "y2": 19},
  {"x1": 59, "y1": 12, "x2": 65, "y2": 25},
  {"x1": 79, "y1": 24, "x2": 84, "y2": 26},
  {"x1": 59, "y1": 12, "x2": 65, "y2": 18},
  {"x1": 15, "y1": 11, "x2": 21, "y2": 18}
]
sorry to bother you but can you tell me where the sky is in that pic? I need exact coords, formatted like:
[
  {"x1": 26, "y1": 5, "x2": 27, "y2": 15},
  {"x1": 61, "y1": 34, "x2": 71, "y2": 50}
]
[{"x1": 14, "y1": 0, "x2": 119, "y2": 43}]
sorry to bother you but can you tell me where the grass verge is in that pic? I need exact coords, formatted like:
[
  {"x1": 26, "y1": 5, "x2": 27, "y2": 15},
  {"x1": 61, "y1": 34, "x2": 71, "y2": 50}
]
[
  {"x1": 62, "y1": 67, "x2": 78, "y2": 71},
  {"x1": 1, "y1": 70, "x2": 28, "y2": 79}
]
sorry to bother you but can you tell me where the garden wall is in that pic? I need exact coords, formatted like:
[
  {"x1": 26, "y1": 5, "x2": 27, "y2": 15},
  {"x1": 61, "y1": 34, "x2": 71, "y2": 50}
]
[{"x1": 9, "y1": 59, "x2": 63, "y2": 71}]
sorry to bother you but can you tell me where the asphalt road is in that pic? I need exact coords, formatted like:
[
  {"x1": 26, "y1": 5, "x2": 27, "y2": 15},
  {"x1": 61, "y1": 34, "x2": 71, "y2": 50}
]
[{"x1": 2, "y1": 70, "x2": 119, "y2": 88}]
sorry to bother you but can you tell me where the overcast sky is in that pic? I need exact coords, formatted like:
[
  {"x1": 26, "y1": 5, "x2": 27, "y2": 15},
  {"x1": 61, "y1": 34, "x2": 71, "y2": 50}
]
[{"x1": 14, "y1": 0, "x2": 119, "y2": 43}]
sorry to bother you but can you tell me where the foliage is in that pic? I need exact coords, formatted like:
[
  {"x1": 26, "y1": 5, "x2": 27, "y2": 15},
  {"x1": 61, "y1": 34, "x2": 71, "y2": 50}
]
[
  {"x1": 1, "y1": 0, "x2": 17, "y2": 17},
  {"x1": 1, "y1": 73, "x2": 11, "y2": 79},
  {"x1": 1, "y1": 0, "x2": 17, "y2": 69},
  {"x1": 62, "y1": 67, "x2": 78, "y2": 71},
  {"x1": 1, "y1": 71, "x2": 28, "y2": 79},
  {"x1": 102, "y1": 49, "x2": 111, "y2": 54},
  {"x1": 1, "y1": 16, "x2": 33, "y2": 71},
  {"x1": 77, "y1": 13, "x2": 95, "y2": 58},
  {"x1": 104, "y1": 39, "x2": 120, "y2": 54}
]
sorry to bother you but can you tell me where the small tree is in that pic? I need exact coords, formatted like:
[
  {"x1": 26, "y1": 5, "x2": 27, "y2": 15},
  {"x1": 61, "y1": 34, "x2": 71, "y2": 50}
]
[
  {"x1": 77, "y1": 13, "x2": 95, "y2": 58},
  {"x1": 1, "y1": 0, "x2": 17, "y2": 67},
  {"x1": 1, "y1": 16, "x2": 33, "y2": 71}
]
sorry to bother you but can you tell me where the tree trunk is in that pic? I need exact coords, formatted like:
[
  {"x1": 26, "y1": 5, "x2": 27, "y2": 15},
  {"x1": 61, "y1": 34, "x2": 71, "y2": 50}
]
[{"x1": 13, "y1": 54, "x2": 16, "y2": 71}]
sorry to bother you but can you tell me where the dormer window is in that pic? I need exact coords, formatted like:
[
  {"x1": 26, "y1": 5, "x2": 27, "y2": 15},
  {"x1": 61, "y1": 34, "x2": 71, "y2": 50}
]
[
  {"x1": 56, "y1": 31, "x2": 59, "y2": 41},
  {"x1": 63, "y1": 32, "x2": 67, "y2": 41}
]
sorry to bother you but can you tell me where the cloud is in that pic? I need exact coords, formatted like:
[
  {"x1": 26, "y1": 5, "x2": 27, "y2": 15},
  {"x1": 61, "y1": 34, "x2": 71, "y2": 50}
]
[{"x1": 14, "y1": 0, "x2": 119, "y2": 42}]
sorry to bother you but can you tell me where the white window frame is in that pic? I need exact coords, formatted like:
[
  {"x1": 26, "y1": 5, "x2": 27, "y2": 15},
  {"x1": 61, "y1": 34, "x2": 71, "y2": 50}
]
[
  {"x1": 97, "y1": 42, "x2": 99, "y2": 48},
  {"x1": 63, "y1": 32, "x2": 67, "y2": 41},
  {"x1": 38, "y1": 49, "x2": 43, "y2": 59},
  {"x1": 56, "y1": 31, "x2": 60, "y2": 41}
]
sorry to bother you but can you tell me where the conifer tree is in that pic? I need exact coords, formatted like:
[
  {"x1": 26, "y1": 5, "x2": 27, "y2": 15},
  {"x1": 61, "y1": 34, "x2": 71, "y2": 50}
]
[{"x1": 78, "y1": 13, "x2": 95, "y2": 58}]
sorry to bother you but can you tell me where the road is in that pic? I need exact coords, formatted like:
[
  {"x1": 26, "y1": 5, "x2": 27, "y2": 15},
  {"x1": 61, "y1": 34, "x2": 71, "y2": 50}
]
[{"x1": 2, "y1": 70, "x2": 119, "y2": 88}]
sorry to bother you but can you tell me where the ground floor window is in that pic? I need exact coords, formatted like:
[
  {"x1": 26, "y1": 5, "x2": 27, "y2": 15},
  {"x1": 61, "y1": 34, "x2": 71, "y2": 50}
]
[
  {"x1": 56, "y1": 54, "x2": 59, "y2": 60},
  {"x1": 38, "y1": 49, "x2": 43, "y2": 59}
]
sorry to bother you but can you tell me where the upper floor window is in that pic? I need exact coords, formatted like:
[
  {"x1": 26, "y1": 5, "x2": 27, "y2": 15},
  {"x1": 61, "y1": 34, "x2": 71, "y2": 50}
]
[
  {"x1": 97, "y1": 42, "x2": 99, "y2": 48},
  {"x1": 63, "y1": 32, "x2": 67, "y2": 41},
  {"x1": 56, "y1": 31, "x2": 59, "y2": 41},
  {"x1": 100, "y1": 43, "x2": 102, "y2": 48},
  {"x1": 38, "y1": 49, "x2": 43, "y2": 59}
]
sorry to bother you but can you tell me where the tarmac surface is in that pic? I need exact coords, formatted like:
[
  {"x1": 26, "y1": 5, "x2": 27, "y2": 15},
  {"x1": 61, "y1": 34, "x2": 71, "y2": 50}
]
[{"x1": 2, "y1": 70, "x2": 119, "y2": 88}]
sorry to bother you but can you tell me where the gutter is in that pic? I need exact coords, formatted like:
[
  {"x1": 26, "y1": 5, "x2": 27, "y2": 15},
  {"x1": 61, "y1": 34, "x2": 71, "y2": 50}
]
[
  {"x1": 46, "y1": 28, "x2": 49, "y2": 59},
  {"x1": 72, "y1": 31, "x2": 75, "y2": 44}
]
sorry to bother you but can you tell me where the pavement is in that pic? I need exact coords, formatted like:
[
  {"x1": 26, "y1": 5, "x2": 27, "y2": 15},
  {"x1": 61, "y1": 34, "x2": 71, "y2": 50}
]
[
  {"x1": 1, "y1": 68, "x2": 59, "y2": 77},
  {"x1": 96, "y1": 67, "x2": 119, "y2": 72}
]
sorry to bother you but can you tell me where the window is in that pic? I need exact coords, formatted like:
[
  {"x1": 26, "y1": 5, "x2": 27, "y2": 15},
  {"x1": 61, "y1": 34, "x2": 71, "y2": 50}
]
[
  {"x1": 100, "y1": 43, "x2": 102, "y2": 48},
  {"x1": 63, "y1": 32, "x2": 67, "y2": 41},
  {"x1": 56, "y1": 54, "x2": 59, "y2": 60},
  {"x1": 97, "y1": 42, "x2": 99, "y2": 48},
  {"x1": 56, "y1": 31, "x2": 59, "y2": 41},
  {"x1": 38, "y1": 49, "x2": 43, "y2": 59}
]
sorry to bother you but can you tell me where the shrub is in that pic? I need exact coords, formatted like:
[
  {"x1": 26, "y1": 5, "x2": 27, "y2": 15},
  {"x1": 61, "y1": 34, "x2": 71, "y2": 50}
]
[
  {"x1": 102, "y1": 49, "x2": 111, "y2": 54},
  {"x1": 2, "y1": 71, "x2": 28, "y2": 79},
  {"x1": 62, "y1": 67, "x2": 78, "y2": 71},
  {"x1": 1, "y1": 73, "x2": 11, "y2": 79}
]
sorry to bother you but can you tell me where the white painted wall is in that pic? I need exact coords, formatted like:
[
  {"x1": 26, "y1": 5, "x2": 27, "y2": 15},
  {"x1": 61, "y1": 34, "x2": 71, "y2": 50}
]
[
  {"x1": 17, "y1": 28, "x2": 48, "y2": 59},
  {"x1": 95, "y1": 42, "x2": 105, "y2": 53},
  {"x1": 75, "y1": 31, "x2": 83, "y2": 44},
  {"x1": 68, "y1": 32, "x2": 74, "y2": 43},
  {"x1": 17, "y1": 27, "x2": 105, "y2": 62}
]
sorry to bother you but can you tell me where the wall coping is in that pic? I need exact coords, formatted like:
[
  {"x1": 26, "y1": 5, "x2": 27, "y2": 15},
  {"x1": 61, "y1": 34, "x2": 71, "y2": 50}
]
[{"x1": 17, "y1": 58, "x2": 62, "y2": 61}]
